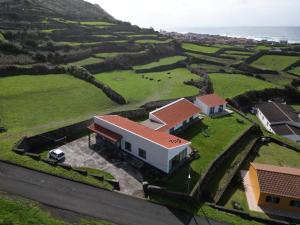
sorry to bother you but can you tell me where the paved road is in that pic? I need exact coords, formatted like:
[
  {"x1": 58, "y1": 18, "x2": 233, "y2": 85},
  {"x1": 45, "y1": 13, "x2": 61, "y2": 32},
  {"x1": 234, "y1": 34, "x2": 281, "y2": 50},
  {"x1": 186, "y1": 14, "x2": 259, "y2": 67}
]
[{"x1": 0, "y1": 161, "x2": 226, "y2": 225}]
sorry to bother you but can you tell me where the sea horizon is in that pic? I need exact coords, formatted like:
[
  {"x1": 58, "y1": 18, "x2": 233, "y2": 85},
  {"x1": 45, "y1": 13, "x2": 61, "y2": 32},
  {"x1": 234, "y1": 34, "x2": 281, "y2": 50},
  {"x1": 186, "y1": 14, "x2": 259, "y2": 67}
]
[{"x1": 165, "y1": 26, "x2": 300, "y2": 43}]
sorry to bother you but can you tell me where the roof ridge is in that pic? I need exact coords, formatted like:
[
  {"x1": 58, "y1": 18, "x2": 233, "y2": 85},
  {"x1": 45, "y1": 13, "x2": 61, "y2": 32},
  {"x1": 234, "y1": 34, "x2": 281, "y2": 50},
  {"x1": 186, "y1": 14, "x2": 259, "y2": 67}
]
[{"x1": 150, "y1": 98, "x2": 186, "y2": 114}]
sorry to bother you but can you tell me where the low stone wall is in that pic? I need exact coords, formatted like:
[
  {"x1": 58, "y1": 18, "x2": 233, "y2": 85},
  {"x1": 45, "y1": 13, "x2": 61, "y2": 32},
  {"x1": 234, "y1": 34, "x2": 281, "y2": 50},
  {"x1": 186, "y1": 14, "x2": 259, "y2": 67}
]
[{"x1": 191, "y1": 125, "x2": 256, "y2": 200}]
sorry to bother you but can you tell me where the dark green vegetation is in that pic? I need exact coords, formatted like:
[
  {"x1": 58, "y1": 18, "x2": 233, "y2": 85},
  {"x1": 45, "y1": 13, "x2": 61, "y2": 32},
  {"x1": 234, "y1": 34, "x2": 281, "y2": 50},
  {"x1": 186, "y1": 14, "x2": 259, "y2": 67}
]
[{"x1": 0, "y1": 196, "x2": 114, "y2": 225}]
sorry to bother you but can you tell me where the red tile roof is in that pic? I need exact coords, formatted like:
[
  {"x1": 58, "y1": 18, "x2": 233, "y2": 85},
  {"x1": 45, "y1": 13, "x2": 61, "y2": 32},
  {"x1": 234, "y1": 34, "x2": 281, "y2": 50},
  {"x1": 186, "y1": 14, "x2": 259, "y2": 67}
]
[
  {"x1": 96, "y1": 115, "x2": 190, "y2": 149},
  {"x1": 151, "y1": 98, "x2": 201, "y2": 132},
  {"x1": 88, "y1": 123, "x2": 122, "y2": 143},
  {"x1": 197, "y1": 94, "x2": 227, "y2": 107},
  {"x1": 251, "y1": 163, "x2": 300, "y2": 199}
]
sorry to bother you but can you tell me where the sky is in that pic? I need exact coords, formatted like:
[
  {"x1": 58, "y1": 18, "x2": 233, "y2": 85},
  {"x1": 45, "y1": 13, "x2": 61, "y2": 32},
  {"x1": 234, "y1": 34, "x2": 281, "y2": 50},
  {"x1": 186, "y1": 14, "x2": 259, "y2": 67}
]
[{"x1": 86, "y1": 0, "x2": 300, "y2": 30}]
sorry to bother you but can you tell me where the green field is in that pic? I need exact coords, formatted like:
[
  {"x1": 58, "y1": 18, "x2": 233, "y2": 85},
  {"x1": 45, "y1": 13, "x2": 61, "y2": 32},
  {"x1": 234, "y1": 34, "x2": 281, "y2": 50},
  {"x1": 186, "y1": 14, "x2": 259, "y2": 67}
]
[
  {"x1": 133, "y1": 56, "x2": 186, "y2": 70},
  {"x1": 224, "y1": 50, "x2": 253, "y2": 56},
  {"x1": 94, "y1": 51, "x2": 145, "y2": 58},
  {"x1": 95, "y1": 69, "x2": 200, "y2": 103},
  {"x1": 0, "y1": 74, "x2": 116, "y2": 133},
  {"x1": 289, "y1": 66, "x2": 300, "y2": 76},
  {"x1": 186, "y1": 52, "x2": 234, "y2": 65},
  {"x1": 254, "y1": 45, "x2": 272, "y2": 51},
  {"x1": 80, "y1": 21, "x2": 115, "y2": 26},
  {"x1": 52, "y1": 18, "x2": 77, "y2": 24},
  {"x1": 135, "y1": 39, "x2": 172, "y2": 44},
  {"x1": 251, "y1": 55, "x2": 300, "y2": 71},
  {"x1": 128, "y1": 34, "x2": 157, "y2": 37},
  {"x1": 0, "y1": 196, "x2": 114, "y2": 225},
  {"x1": 93, "y1": 34, "x2": 115, "y2": 38},
  {"x1": 66, "y1": 57, "x2": 104, "y2": 66},
  {"x1": 254, "y1": 142, "x2": 300, "y2": 168},
  {"x1": 164, "y1": 113, "x2": 252, "y2": 193},
  {"x1": 41, "y1": 29, "x2": 63, "y2": 33},
  {"x1": 182, "y1": 43, "x2": 220, "y2": 54},
  {"x1": 57, "y1": 41, "x2": 102, "y2": 46},
  {"x1": 209, "y1": 73, "x2": 276, "y2": 98},
  {"x1": 190, "y1": 63, "x2": 223, "y2": 72}
]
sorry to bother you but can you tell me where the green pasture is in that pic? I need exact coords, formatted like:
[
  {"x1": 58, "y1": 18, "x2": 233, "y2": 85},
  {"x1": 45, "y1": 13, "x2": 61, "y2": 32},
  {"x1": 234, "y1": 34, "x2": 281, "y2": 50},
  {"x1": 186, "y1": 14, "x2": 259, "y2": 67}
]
[
  {"x1": 251, "y1": 55, "x2": 300, "y2": 71},
  {"x1": 133, "y1": 56, "x2": 186, "y2": 70},
  {"x1": 182, "y1": 43, "x2": 220, "y2": 54}
]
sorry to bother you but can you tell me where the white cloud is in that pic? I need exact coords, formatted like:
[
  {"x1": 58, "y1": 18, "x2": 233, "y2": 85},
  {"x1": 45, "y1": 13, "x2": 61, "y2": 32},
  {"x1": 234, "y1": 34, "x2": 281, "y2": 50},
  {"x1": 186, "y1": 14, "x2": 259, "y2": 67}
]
[{"x1": 87, "y1": 0, "x2": 300, "y2": 30}]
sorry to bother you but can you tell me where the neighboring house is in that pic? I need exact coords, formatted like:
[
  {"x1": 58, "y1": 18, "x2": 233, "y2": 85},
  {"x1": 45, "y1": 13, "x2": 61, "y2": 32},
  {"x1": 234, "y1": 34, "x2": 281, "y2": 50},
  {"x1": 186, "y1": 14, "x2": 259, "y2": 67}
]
[
  {"x1": 248, "y1": 163, "x2": 300, "y2": 213},
  {"x1": 194, "y1": 94, "x2": 227, "y2": 116},
  {"x1": 256, "y1": 101, "x2": 300, "y2": 143},
  {"x1": 148, "y1": 98, "x2": 201, "y2": 134},
  {"x1": 88, "y1": 115, "x2": 191, "y2": 173}
]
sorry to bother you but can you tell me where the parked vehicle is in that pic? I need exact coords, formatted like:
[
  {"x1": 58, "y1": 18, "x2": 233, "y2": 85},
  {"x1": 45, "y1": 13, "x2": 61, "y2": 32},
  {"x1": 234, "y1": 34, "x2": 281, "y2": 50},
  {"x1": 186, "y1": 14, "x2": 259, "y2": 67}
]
[{"x1": 48, "y1": 149, "x2": 65, "y2": 161}]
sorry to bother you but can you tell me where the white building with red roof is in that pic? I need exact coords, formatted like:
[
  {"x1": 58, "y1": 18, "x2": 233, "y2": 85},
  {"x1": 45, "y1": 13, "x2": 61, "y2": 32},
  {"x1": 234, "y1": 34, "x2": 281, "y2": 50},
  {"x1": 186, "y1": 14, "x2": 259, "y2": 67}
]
[
  {"x1": 194, "y1": 94, "x2": 227, "y2": 116},
  {"x1": 149, "y1": 98, "x2": 201, "y2": 134},
  {"x1": 89, "y1": 115, "x2": 191, "y2": 173}
]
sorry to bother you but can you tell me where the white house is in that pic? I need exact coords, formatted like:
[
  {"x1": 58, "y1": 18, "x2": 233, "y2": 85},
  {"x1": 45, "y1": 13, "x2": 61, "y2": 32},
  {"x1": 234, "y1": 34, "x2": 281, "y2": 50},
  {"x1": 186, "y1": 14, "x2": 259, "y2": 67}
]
[
  {"x1": 257, "y1": 101, "x2": 300, "y2": 144},
  {"x1": 88, "y1": 115, "x2": 191, "y2": 173},
  {"x1": 194, "y1": 94, "x2": 227, "y2": 116},
  {"x1": 148, "y1": 98, "x2": 201, "y2": 134}
]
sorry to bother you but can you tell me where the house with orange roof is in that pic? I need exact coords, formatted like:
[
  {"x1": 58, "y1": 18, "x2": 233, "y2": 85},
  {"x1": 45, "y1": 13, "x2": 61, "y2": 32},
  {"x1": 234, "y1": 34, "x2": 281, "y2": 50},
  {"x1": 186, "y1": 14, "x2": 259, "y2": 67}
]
[
  {"x1": 248, "y1": 163, "x2": 300, "y2": 213},
  {"x1": 194, "y1": 94, "x2": 228, "y2": 116},
  {"x1": 148, "y1": 98, "x2": 201, "y2": 134},
  {"x1": 88, "y1": 115, "x2": 191, "y2": 173}
]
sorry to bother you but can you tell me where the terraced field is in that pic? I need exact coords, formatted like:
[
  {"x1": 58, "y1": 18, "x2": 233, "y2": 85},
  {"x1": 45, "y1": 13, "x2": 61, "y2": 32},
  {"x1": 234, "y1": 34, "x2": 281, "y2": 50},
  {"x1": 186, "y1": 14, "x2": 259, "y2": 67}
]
[
  {"x1": 209, "y1": 73, "x2": 276, "y2": 98},
  {"x1": 66, "y1": 57, "x2": 104, "y2": 66},
  {"x1": 182, "y1": 43, "x2": 220, "y2": 54},
  {"x1": 186, "y1": 52, "x2": 235, "y2": 65},
  {"x1": 289, "y1": 66, "x2": 300, "y2": 76},
  {"x1": 135, "y1": 39, "x2": 172, "y2": 44},
  {"x1": 190, "y1": 63, "x2": 223, "y2": 72},
  {"x1": 95, "y1": 68, "x2": 200, "y2": 103},
  {"x1": 0, "y1": 74, "x2": 116, "y2": 133},
  {"x1": 251, "y1": 55, "x2": 300, "y2": 71},
  {"x1": 133, "y1": 56, "x2": 186, "y2": 70}
]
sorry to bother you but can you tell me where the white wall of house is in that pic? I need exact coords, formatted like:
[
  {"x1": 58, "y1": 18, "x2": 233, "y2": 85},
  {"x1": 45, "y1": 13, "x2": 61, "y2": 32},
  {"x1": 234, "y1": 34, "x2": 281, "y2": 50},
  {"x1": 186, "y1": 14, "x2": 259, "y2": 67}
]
[
  {"x1": 256, "y1": 109, "x2": 275, "y2": 133},
  {"x1": 194, "y1": 99, "x2": 226, "y2": 116},
  {"x1": 284, "y1": 134, "x2": 300, "y2": 144},
  {"x1": 94, "y1": 117, "x2": 189, "y2": 173}
]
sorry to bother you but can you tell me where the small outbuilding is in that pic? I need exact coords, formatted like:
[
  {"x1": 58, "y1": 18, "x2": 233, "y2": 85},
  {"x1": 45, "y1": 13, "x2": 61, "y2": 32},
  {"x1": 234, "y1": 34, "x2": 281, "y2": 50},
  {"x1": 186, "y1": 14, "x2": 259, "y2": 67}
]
[{"x1": 194, "y1": 94, "x2": 227, "y2": 116}]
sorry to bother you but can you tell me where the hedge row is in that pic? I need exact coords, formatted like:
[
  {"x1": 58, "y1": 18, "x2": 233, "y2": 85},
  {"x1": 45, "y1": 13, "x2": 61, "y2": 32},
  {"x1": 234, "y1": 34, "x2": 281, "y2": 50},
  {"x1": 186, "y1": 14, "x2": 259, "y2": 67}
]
[
  {"x1": 67, "y1": 66, "x2": 126, "y2": 105},
  {"x1": 229, "y1": 86, "x2": 300, "y2": 112}
]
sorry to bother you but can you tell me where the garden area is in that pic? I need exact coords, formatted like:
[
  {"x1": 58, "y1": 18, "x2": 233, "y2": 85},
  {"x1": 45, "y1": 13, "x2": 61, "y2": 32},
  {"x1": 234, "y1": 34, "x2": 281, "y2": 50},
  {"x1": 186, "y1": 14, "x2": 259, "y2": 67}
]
[
  {"x1": 95, "y1": 68, "x2": 200, "y2": 103},
  {"x1": 181, "y1": 43, "x2": 220, "y2": 54},
  {"x1": 289, "y1": 66, "x2": 300, "y2": 76},
  {"x1": 251, "y1": 55, "x2": 300, "y2": 71},
  {"x1": 161, "y1": 113, "x2": 252, "y2": 193},
  {"x1": 209, "y1": 73, "x2": 276, "y2": 98}
]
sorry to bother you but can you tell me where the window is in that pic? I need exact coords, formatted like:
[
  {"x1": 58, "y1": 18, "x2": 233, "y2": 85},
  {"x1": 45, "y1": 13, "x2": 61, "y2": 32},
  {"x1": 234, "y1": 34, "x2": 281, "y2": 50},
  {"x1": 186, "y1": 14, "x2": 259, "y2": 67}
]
[
  {"x1": 219, "y1": 105, "x2": 224, "y2": 112},
  {"x1": 125, "y1": 141, "x2": 131, "y2": 151},
  {"x1": 138, "y1": 148, "x2": 146, "y2": 159},
  {"x1": 209, "y1": 107, "x2": 214, "y2": 114},
  {"x1": 266, "y1": 196, "x2": 280, "y2": 204},
  {"x1": 290, "y1": 200, "x2": 300, "y2": 208}
]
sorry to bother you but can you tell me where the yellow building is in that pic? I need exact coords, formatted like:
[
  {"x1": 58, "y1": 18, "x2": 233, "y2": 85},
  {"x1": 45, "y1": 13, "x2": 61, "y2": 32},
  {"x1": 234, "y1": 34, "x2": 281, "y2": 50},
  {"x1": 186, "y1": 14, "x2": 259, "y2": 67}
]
[{"x1": 248, "y1": 163, "x2": 300, "y2": 213}]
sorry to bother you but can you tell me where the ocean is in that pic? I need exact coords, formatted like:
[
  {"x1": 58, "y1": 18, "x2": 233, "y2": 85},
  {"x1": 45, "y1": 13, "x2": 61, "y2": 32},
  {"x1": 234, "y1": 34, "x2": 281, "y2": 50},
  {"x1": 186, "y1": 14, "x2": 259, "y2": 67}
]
[{"x1": 172, "y1": 26, "x2": 300, "y2": 44}]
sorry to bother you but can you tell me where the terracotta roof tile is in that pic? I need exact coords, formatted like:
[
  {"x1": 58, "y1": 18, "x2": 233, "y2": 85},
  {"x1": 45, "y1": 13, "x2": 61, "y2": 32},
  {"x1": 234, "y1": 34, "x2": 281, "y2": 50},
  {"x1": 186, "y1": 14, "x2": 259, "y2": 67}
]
[
  {"x1": 196, "y1": 94, "x2": 227, "y2": 107},
  {"x1": 151, "y1": 98, "x2": 201, "y2": 132},
  {"x1": 88, "y1": 123, "x2": 122, "y2": 143},
  {"x1": 96, "y1": 115, "x2": 190, "y2": 149},
  {"x1": 251, "y1": 163, "x2": 300, "y2": 199}
]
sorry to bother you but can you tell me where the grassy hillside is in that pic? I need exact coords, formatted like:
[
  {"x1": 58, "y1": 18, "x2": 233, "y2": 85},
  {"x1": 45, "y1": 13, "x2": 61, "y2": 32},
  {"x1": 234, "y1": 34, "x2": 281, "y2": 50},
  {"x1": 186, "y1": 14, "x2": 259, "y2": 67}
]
[
  {"x1": 133, "y1": 56, "x2": 186, "y2": 70},
  {"x1": 95, "y1": 68, "x2": 200, "y2": 103},
  {"x1": 251, "y1": 55, "x2": 300, "y2": 71},
  {"x1": 182, "y1": 43, "x2": 220, "y2": 54},
  {"x1": 209, "y1": 73, "x2": 277, "y2": 98},
  {"x1": 0, "y1": 74, "x2": 116, "y2": 133}
]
